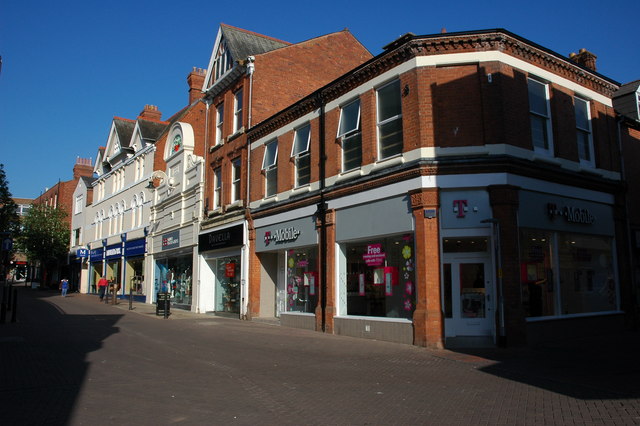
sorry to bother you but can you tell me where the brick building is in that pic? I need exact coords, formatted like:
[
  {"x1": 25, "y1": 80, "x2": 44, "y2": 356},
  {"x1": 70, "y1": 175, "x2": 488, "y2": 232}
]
[
  {"x1": 246, "y1": 29, "x2": 634, "y2": 348},
  {"x1": 192, "y1": 24, "x2": 372, "y2": 317}
]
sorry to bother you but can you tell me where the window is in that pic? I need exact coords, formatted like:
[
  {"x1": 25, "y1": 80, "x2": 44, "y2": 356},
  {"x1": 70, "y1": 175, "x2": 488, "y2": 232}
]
[
  {"x1": 291, "y1": 124, "x2": 311, "y2": 187},
  {"x1": 213, "y1": 167, "x2": 222, "y2": 209},
  {"x1": 213, "y1": 39, "x2": 233, "y2": 82},
  {"x1": 233, "y1": 89, "x2": 243, "y2": 132},
  {"x1": 284, "y1": 248, "x2": 318, "y2": 313},
  {"x1": 528, "y1": 78, "x2": 553, "y2": 154},
  {"x1": 377, "y1": 79, "x2": 403, "y2": 159},
  {"x1": 575, "y1": 97, "x2": 594, "y2": 165},
  {"x1": 262, "y1": 140, "x2": 278, "y2": 197},
  {"x1": 343, "y1": 233, "x2": 415, "y2": 319},
  {"x1": 520, "y1": 229, "x2": 617, "y2": 317},
  {"x1": 231, "y1": 157, "x2": 241, "y2": 203},
  {"x1": 75, "y1": 195, "x2": 84, "y2": 214},
  {"x1": 73, "y1": 228, "x2": 81, "y2": 246},
  {"x1": 338, "y1": 99, "x2": 362, "y2": 171},
  {"x1": 215, "y1": 103, "x2": 224, "y2": 145}
]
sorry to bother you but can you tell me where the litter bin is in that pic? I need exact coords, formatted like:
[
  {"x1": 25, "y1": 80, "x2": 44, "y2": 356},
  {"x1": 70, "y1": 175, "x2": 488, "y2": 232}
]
[{"x1": 156, "y1": 292, "x2": 170, "y2": 317}]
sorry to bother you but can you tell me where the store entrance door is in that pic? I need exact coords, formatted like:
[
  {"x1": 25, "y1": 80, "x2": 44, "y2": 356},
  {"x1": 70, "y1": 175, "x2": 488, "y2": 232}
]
[{"x1": 443, "y1": 253, "x2": 493, "y2": 338}]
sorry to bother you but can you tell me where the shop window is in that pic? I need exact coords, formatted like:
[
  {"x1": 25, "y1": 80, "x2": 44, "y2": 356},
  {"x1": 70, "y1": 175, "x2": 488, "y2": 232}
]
[
  {"x1": 231, "y1": 157, "x2": 241, "y2": 203},
  {"x1": 262, "y1": 140, "x2": 278, "y2": 197},
  {"x1": 528, "y1": 78, "x2": 553, "y2": 155},
  {"x1": 215, "y1": 256, "x2": 241, "y2": 313},
  {"x1": 338, "y1": 99, "x2": 362, "y2": 172},
  {"x1": 291, "y1": 124, "x2": 311, "y2": 187},
  {"x1": 520, "y1": 229, "x2": 616, "y2": 317},
  {"x1": 285, "y1": 248, "x2": 318, "y2": 313},
  {"x1": 575, "y1": 97, "x2": 594, "y2": 166},
  {"x1": 344, "y1": 234, "x2": 415, "y2": 319},
  {"x1": 376, "y1": 79, "x2": 403, "y2": 160},
  {"x1": 215, "y1": 103, "x2": 224, "y2": 145},
  {"x1": 155, "y1": 255, "x2": 192, "y2": 307}
]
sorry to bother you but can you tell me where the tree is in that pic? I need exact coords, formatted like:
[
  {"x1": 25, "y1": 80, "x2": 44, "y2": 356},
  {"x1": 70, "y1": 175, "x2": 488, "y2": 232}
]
[
  {"x1": 18, "y1": 203, "x2": 69, "y2": 287},
  {"x1": 0, "y1": 164, "x2": 19, "y2": 235}
]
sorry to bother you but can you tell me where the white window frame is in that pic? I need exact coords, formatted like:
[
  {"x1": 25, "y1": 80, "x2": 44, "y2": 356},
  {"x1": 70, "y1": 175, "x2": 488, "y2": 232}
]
[
  {"x1": 337, "y1": 98, "x2": 362, "y2": 172},
  {"x1": 231, "y1": 157, "x2": 241, "y2": 203},
  {"x1": 262, "y1": 140, "x2": 278, "y2": 198},
  {"x1": 574, "y1": 97, "x2": 595, "y2": 167},
  {"x1": 528, "y1": 78, "x2": 554, "y2": 156},
  {"x1": 213, "y1": 167, "x2": 222, "y2": 210},
  {"x1": 291, "y1": 124, "x2": 311, "y2": 187},
  {"x1": 216, "y1": 103, "x2": 224, "y2": 146},
  {"x1": 234, "y1": 89, "x2": 243, "y2": 133},
  {"x1": 376, "y1": 79, "x2": 403, "y2": 160},
  {"x1": 75, "y1": 195, "x2": 83, "y2": 215}
]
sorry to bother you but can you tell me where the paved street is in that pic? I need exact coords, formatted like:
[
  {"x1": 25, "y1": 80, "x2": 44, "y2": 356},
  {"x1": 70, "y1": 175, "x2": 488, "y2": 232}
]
[{"x1": 1, "y1": 284, "x2": 639, "y2": 425}]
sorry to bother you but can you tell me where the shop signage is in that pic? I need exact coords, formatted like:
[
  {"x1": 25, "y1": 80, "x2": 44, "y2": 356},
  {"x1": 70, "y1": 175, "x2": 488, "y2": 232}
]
[
  {"x1": 89, "y1": 247, "x2": 103, "y2": 262},
  {"x1": 453, "y1": 200, "x2": 468, "y2": 218},
  {"x1": 162, "y1": 230, "x2": 180, "y2": 251},
  {"x1": 547, "y1": 203, "x2": 595, "y2": 225},
  {"x1": 264, "y1": 227, "x2": 301, "y2": 246},
  {"x1": 76, "y1": 248, "x2": 88, "y2": 258},
  {"x1": 363, "y1": 244, "x2": 386, "y2": 266},
  {"x1": 105, "y1": 244, "x2": 123, "y2": 260},
  {"x1": 198, "y1": 225, "x2": 244, "y2": 252},
  {"x1": 125, "y1": 239, "x2": 146, "y2": 257},
  {"x1": 225, "y1": 263, "x2": 236, "y2": 278}
]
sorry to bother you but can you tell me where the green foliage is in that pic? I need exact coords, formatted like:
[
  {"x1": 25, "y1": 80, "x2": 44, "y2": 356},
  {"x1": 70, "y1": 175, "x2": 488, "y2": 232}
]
[
  {"x1": 0, "y1": 164, "x2": 20, "y2": 235},
  {"x1": 18, "y1": 203, "x2": 69, "y2": 265}
]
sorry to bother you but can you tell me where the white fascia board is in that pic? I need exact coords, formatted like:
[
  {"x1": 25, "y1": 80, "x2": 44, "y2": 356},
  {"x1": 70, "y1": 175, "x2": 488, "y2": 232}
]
[{"x1": 202, "y1": 28, "x2": 224, "y2": 92}]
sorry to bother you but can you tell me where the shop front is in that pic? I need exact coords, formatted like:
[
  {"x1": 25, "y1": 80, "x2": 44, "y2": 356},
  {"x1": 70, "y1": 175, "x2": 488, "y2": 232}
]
[
  {"x1": 334, "y1": 195, "x2": 416, "y2": 344},
  {"x1": 198, "y1": 224, "x2": 245, "y2": 317},
  {"x1": 88, "y1": 246, "x2": 104, "y2": 294},
  {"x1": 517, "y1": 190, "x2": 621, "y2": 343},
  {"x1": 104, "y1": 243, "x2": 123, "y2": 294},
  {"x1": 124, "y1": 238, "x2": 146, "y2": 302},
  {"x1": 255, "y1": 216, "x2": 319, "y2": 330},
  {"x1": 154, "y1": 230, "x2": 194, "y2": 310}
]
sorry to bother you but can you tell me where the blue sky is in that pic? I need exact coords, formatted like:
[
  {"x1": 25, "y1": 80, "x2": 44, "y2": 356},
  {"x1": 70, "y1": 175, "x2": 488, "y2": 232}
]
[{"x1": 1, "y1": 0, "x2": 639, "y2": 198}]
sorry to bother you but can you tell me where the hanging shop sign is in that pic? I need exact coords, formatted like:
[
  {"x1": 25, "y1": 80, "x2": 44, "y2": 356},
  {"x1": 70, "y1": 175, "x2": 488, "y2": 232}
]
[
  {"x1": 105, "y1": 244, "x2": 123, "y2": 260},
  {"x1": 162, "y1": 230, "x2": 180, "y2": 251},
  {"x1": 198, "y1": 224, "x2": 244, "y2": 252},
  {"x1": 76, "y1": 248, "x2": 89, "y2": 258},
  {"x1": 125, "y1": 239, "x2": 146, "y2": 257}
]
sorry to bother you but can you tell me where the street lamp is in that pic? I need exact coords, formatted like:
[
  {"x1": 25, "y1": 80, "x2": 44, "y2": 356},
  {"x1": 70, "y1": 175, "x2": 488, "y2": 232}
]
[{"x1": 481, "y1": 218, "x2": 506, "y2": 346}]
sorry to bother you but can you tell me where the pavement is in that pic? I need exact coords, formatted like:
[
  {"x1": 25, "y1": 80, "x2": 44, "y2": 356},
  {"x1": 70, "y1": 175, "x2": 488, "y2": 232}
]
[{"x1": 1, "y1": 283, "x2": 640, "y2": 425}]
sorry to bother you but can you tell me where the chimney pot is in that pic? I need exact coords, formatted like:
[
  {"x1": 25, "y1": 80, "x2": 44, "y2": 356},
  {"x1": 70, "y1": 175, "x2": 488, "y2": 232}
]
[
  {"x1": 570, "y1": 48, "x2": 597, "y2": 71},
  {"x1": 138, "y1": 105, "x2": 162, "y2": 121}
]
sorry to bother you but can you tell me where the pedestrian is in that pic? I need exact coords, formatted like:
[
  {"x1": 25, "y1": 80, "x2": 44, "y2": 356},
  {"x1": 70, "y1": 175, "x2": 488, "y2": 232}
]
[
  {"x1": 98, "y1": 275, "x2": 109, "y2": 301},
  {"x1": 60, "y1": 278, "x2": 69, "y2": 297}
]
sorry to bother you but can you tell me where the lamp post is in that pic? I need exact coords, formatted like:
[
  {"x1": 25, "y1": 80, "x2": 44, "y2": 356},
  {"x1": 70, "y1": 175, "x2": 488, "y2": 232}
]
[{"x1": 481, "y1": 218, "x2": 506, "y2": 346}]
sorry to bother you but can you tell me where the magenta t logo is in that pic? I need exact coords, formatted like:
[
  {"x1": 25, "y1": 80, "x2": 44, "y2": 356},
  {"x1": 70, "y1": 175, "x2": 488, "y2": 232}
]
[{"x1": 453, "y1": 200, "x2": 467, "y2": 218}]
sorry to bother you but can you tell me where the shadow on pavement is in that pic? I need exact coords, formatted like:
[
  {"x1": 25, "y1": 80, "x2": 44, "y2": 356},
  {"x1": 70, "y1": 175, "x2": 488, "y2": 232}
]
[
  {"x1": 0, "y1": 285, "x2": 123, "y2": 425},
  {"x1": 451, "y1": 329, "x2": 640, "y2": 400}
]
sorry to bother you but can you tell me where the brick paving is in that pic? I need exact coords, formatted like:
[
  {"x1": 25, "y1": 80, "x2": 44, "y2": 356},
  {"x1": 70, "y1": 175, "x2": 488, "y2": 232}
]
[{"x1": 1, "y1": 284, "x2": 639, "y2": 425}]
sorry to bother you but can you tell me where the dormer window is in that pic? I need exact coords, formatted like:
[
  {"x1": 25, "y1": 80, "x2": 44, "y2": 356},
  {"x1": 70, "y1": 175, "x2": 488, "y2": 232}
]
[{"x1": 213, "y1": 39, "x2": 233, "y2": 82}]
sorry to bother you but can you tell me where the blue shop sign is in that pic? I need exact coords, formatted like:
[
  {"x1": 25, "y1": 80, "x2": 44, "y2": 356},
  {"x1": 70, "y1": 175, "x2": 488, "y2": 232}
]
[
  {"x1": 125, "y1": 238, "x2": 146, "y2": 257},
  {"x1": 76, "y1": 248, "x2": 89, "y2": 258},
  {"x1": 90, "y1": 247, "x2": 103, "y2": 262},
  {"x1": 105, "y1": 244, "x2": 123, "y2": 260}
]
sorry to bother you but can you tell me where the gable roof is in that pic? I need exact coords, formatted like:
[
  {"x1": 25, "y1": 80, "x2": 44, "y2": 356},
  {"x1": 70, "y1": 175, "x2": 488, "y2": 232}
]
[
  {"x1": 138, "y1": 119, "x2": 167, "y2": 141},
  {"x1": 113, "y1": 118, "x2": 136, "y2": 149},
  {"x1": 220, "y1": 24, "x2": 290, "y2": 61},
  {"x1": 614, "y1": 80, "x2": 640, "y2": 98}
]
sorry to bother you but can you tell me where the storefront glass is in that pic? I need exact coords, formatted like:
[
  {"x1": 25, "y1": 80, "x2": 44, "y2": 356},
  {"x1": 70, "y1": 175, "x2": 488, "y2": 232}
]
[
  {"x1": 90, "y1": 263, "x2": 103, "y2": 293},
  {"x1": 344, "y1": 233, "x2": 415, "y2": 319},
  {"x1": 520, "y1": 228, "x2": 616, "y2": 317},
  {"x1": 155, "y1": 255, "x2": 193, "y2": 307},
  {"x1": 215, "y1": 255, "x2": 241, "y2": 313},
  {"x1": 285, "y1": 248, "x2": 318, "y2": 313},
  {"x1": 126, "y1": 258, "x2": 144, "y2": 295}
]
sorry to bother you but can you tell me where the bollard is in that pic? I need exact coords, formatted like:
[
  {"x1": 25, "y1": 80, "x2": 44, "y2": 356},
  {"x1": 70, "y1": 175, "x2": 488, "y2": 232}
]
[{"x1": 10, "y1": 290, "x2": 17, "y2": 323}]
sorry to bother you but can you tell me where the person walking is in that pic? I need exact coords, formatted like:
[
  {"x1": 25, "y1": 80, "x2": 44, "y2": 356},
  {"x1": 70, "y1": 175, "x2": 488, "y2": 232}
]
[
  {"x1": 60, "y1": 278, "x2": 69, "y2": 297},
  {"x1": 98, "y1": 276, "x2": 109, "y2": 302}
]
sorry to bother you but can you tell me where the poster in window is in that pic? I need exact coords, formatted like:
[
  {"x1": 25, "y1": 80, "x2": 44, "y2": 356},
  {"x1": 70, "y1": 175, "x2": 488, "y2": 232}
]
[
  {"x1": 359, "y1": 273, "x2": 365, "y2": 295},
  {"x1": 225, "y1": 262, "x2": 236, "y2": 278},
  {"x1": 385, "y1": 272, "x2": 393, "y2": 296},
  {"x1": 305, "y1": 272, "x2": 316, "y2": 296},
  {"x1": 373, "y1": 268, "x2": 384, "y2": 285}
]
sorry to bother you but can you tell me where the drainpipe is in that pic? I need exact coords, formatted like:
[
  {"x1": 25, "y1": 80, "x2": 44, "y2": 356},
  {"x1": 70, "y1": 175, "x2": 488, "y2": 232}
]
[
  {"x1": 317, "y1": 93, "x2": 327, "y2": 332},
  {"x1": 243, "y1": 56, "x2": 255, "y2": 320}
]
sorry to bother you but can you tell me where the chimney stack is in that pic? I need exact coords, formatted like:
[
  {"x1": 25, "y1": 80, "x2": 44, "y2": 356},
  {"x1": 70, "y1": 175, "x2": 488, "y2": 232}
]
[
  {"x1": 138, "y1": 104, "x2": 162, "y2": 121},
  {"x1": 188, "y1": 67, "x2": 206, "y2": 104},
  {"x1": 569, "y1": 48, "x2": 597, "y2": 71},
  {"x1": 73, "y1": 157, "x2": 94, "y2": 179}
]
